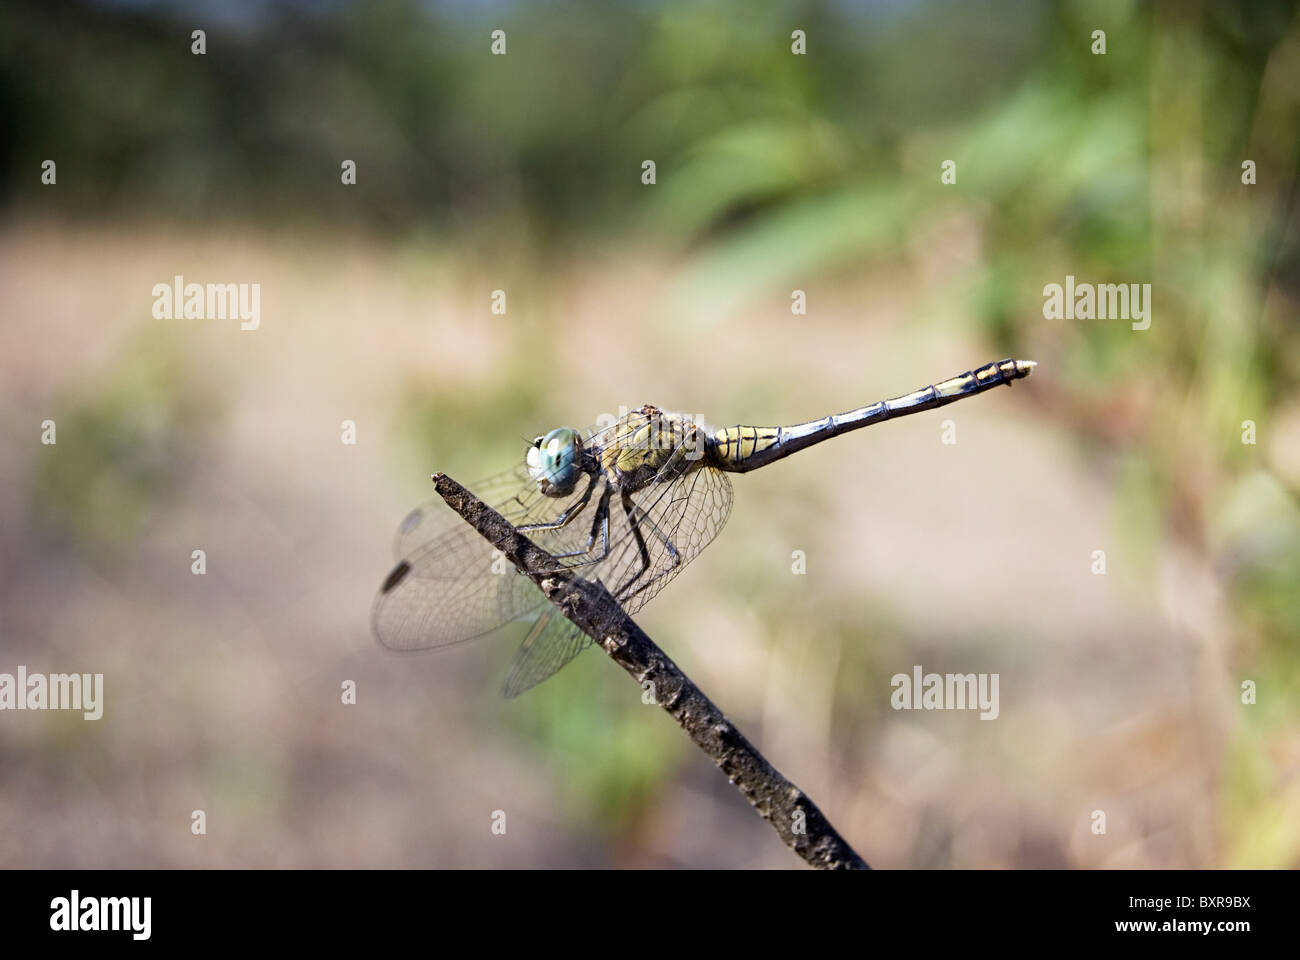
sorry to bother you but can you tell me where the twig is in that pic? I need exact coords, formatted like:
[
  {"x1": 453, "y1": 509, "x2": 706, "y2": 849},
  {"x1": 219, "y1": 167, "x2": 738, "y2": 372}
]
[{"x1": 433, "y1": 472, "x2": 870, "y2": 870}]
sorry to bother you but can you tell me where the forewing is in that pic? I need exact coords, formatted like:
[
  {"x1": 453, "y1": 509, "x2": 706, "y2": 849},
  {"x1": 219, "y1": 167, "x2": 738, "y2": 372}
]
[
  {"x1": 373, "y1": 465, "x2": 566, "y2": 651},
  {"x1": 390, "y1": 464, "x2": 540, "y2": 563}
]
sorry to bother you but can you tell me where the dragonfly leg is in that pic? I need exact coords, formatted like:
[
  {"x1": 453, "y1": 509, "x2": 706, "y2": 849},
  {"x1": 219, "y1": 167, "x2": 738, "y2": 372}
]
[
  {"x1": 615, "y1": 493, "x2": 682, "y2": 602},
  {"x1": 641, "y1": 507, "x2": 681, "y2": 566},
  {"x1": 612, "y1": 490, "x2": 652, "y2": 597},
  {"x1": 518, "y1": 473, "x2": 596, "y2": 533},
  {"x1": 548, "y1": 483, "x2": 611, "y2": 564}
]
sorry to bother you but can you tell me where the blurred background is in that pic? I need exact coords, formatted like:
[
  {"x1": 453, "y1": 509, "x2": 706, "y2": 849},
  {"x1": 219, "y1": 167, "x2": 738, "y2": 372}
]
[{"x1": 1, "y1": 0, "x2": 1298, "y2": 868}]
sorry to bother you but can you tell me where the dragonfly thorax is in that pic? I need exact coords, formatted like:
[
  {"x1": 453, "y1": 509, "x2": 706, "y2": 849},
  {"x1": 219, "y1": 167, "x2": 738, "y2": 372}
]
[{"x1": 598, "y1": 405, "x2": 705, "y2": 493}]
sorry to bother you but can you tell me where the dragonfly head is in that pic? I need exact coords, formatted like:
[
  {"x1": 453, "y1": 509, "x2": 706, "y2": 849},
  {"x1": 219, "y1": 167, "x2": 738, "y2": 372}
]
[{"x1": 526, "y1": 426, "x2": 583, "y2": 497}]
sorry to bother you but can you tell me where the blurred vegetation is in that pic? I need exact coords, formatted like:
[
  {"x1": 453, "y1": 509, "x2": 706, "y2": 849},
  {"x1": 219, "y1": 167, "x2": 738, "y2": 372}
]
[
  {"x1": 31, "y1": 328, "x2": 220, "y2": 558},
  {"x1": 4, "y1": 0, "x2": 1299, "y2": 864}
]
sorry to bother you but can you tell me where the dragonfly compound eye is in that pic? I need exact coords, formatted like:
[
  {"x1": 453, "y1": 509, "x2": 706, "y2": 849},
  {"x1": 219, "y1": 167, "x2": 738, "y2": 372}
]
[{"x1": 526, "y1": 426, "x2": 582, "y2": 496}]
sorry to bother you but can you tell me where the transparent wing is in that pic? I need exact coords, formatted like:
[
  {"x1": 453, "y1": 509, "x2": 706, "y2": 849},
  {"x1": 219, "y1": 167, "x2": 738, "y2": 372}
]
[
  {"x1": 389, "y1": 465, "x2": 541, "y2": 563},
  {"x1": 500, "y1": 607, "x2": 592, "y2": 699},
  {"x1": 597, "y1": 461, "x2": 734, "y2": 615},
  {"x1": 501, "y1": 451, "x2": 733, "y2": 696},
  {"x1": 373, "y1": 465, "x2": 567, "y2": 651}
]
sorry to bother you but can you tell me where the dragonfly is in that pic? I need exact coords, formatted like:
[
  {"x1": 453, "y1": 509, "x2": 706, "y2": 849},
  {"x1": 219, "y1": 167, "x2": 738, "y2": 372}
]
[{"x1": 374, "y1": 357, "x2": 1035, "y2": 697}]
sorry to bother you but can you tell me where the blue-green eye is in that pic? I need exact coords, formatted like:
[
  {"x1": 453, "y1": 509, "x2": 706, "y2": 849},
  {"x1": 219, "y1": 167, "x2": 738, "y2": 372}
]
[{"x1": 526, "y1": 427, "x2": 581, "y2": 495}]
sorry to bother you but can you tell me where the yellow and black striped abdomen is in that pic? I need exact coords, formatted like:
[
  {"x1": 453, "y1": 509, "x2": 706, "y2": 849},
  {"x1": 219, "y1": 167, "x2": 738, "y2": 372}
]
[{"x1": 712, "y1": 424, "x2": 783, "y2": 466}]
